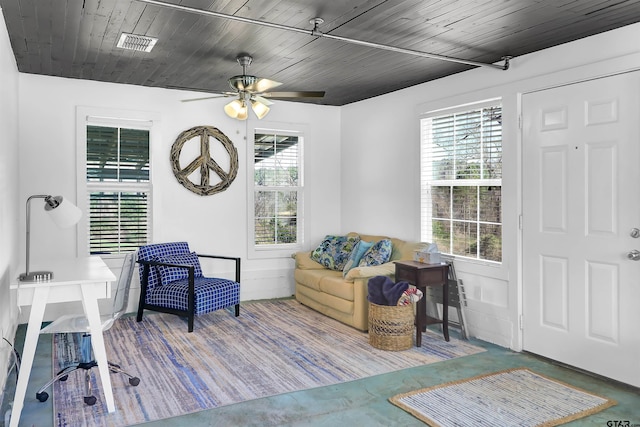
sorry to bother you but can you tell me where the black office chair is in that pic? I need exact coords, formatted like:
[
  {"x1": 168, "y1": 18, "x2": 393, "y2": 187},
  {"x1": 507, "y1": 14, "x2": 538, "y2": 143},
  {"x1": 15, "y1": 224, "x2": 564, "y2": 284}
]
[{"x1": 35, "y1": 252, "x2": 140, "y2": 405}]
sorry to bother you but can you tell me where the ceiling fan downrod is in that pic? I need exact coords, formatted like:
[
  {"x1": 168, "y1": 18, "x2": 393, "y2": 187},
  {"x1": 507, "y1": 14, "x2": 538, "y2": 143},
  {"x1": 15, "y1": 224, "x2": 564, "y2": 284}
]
[
  {"x1": 237, "y1": 55, "x2": 253, "y2": 74},
  {"x1": 228, "y1": 55, "x2": 258, "y2": 91}
]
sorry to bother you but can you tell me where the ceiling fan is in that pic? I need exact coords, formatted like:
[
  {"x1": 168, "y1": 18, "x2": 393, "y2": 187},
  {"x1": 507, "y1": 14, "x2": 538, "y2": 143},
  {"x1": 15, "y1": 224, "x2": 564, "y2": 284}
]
[{"x1": 184, "y1": 54, "x2": 325, "y2": 120}]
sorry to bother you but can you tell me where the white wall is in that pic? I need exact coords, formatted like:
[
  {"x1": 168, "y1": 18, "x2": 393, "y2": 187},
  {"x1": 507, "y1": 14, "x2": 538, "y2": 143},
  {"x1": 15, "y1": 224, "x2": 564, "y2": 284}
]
[
  {"x1": 4, "y1": 6, "x2": 640, "y2": 367},
  {"x1": 13, "y1": 74, "x2": 341, "y2": 321},
  {"x1": 0, "y1": 7, "x2": 19, "y2": 404},
  {"x1": 341, "y1": 22, "x2": 640, "y2": 349}
]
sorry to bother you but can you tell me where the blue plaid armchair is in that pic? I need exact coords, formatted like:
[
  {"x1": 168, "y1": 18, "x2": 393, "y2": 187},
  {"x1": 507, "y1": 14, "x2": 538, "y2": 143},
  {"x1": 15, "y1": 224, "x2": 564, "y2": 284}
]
[{"x1": 136, "y1": 242, "x2": 240, "y2": 332}]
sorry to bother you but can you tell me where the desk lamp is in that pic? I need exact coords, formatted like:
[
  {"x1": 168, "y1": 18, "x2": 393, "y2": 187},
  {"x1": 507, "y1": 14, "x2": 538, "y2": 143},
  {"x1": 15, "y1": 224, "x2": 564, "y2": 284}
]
[{"x1": 18, "y1": 195, "x2": 82, "y2": 282}]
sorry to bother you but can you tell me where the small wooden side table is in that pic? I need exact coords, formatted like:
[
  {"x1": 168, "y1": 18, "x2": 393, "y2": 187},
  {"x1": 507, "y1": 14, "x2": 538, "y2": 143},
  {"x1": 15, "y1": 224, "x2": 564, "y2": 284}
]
[{"x1": 394, "y1": 260, "x2": 450, "y2": 346}]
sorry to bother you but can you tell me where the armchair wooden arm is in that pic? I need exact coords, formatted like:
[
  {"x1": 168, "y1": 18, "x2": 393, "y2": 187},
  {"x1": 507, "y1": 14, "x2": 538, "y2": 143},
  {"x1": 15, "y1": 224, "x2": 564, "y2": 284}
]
[{"x1": 196, "y1": 254, "x2": 241, "y2": 283}]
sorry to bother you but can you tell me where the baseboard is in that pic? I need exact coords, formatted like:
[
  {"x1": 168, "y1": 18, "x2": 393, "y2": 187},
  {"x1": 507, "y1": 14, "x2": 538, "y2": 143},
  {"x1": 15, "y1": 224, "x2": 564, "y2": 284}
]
[
  {"x1": 241, "y1": 268, "x2": 295, "y2": 301},
  {"x1": 463, "y1": 308, "x2": 513, "y2": 348}
]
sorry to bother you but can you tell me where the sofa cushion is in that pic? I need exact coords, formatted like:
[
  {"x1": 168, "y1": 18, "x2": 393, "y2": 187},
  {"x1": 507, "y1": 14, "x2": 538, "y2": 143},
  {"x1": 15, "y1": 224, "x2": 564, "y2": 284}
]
[
  {"x1": 296, "y1": 285, "x2": 355, "y2": 317},
  {"x1": 342, "y1": 240, "x2": 374, "y2": 278},
  {"x1": 311, "y1": 235, "x2": 361, "y2": 271},
  {"x1": 350, "y1": 232, "x2": 389, "y2": 242},
  {"x1": 295, "y1": 268, "x2": 343, "y2": 292},
  {"x1": 319, "y1": 275, "x2": 354, "y2": 301},
  {"x1": 358, "y1": 239, "x2": 393, "y2": 267}
]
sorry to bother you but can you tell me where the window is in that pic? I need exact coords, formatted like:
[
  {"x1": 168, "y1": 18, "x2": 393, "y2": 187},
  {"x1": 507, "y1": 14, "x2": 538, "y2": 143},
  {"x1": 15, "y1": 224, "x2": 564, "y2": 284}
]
[
  {"x1": 250, "y1": 129, "x2": 303, "y2": 255},
  {"x1": 420, "y1": 100, "x2": 502, "y2": 262},
  {"x1": 77, "y1": 107, "x2": 155, "y2": 255}
]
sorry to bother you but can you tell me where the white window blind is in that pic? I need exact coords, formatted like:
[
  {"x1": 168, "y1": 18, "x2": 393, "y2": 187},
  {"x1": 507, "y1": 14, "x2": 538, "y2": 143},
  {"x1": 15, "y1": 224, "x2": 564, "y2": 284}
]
[
  {"x1": 86, "y1": 124, "x2": 151, "y2": 254},
  {"x1": 420, "y1": 101, "x2": 502, "y2": 262},
  {"x1": 253, "y1": 131, "x2": 302, "y2": 246}
]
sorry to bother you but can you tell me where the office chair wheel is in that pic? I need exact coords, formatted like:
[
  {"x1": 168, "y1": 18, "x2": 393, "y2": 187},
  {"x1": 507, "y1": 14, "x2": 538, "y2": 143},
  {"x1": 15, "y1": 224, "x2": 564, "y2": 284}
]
[
  {"x1": 84, "y1": 395, "x2": 97, "y2": 406},
  {"x1": 129, "y1": 377, "x2": 140, "y2": 386},
  {"x1": 36, "y1": 391, "x2": 49, "y2": 402}
]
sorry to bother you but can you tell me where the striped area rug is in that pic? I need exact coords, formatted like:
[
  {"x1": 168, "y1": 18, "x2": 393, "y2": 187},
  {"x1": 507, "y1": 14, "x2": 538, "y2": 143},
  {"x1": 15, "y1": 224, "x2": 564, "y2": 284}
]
[
  {"x1": 52, "y1": 299, "x2": 485, "y2": 426},
  {"x1": 390, "y1": 368, "x2": 616, "y2": 427}
]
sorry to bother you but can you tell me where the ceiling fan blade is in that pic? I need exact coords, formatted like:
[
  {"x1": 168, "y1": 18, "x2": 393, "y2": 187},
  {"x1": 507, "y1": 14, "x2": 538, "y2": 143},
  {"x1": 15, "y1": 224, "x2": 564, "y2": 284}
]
[
  {"x1": 253, "y1": 95, "x2": 274, "y2": 106},
  {"x1": 262, "y1": 91, "x2": 325, "y2": 98},
  {"x1": 181, "y1": 92, "x2": 236, "y2": 102},
  {"x1": 246, "y1": 78, "x2": 282, "y2": 93}
]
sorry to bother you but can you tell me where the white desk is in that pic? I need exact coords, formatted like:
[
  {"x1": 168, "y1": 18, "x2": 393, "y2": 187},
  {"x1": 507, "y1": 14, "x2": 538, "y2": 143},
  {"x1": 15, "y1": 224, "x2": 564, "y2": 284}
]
[{"x1": 9, "y1": 256, "x2": 117, "y2": 427}]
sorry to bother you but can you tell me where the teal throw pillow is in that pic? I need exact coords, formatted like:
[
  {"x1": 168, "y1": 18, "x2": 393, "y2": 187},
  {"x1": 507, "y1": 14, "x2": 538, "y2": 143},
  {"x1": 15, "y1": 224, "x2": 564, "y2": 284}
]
[
  {"x1": 311, "y1": 235, "x2": 361, "y2": 271},
  {"x1": 358, "y1": 239, "x2": 393, "y2": 267},
  {"x1": 342, "y1": 240, "x2": 373, "y2": 278}
]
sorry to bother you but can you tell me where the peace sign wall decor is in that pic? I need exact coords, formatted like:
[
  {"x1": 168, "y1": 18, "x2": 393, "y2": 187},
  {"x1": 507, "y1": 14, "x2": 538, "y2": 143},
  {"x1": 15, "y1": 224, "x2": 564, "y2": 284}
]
[{"x1": 170, "y1": 125, "x2": 239, "y2": 196}]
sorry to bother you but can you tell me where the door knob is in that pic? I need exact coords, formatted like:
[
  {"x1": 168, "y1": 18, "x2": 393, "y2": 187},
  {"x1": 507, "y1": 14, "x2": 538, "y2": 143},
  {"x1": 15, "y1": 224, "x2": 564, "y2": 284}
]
[{"x1": 627, "y1": 250, "x2": 640, "y2": 261}]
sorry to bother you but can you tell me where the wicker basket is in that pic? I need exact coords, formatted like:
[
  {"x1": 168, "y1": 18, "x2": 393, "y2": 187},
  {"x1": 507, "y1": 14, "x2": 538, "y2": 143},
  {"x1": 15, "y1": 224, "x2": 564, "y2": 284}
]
[{"x1": 368, "y1": 302, "x2": 414, "y2": 351}]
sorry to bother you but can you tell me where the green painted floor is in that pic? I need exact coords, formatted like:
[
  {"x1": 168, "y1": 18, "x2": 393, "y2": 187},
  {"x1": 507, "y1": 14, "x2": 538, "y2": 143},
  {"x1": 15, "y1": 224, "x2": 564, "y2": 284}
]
[{"x1": 3, "y1": 322, "x2": 639, "y2": 426}]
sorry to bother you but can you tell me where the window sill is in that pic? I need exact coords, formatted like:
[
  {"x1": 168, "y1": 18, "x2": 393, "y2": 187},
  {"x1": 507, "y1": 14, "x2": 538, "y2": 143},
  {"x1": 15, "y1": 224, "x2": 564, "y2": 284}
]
[
  {"x1": 445, "y1": 255, "x2": 507, "y2": 280},
  {"x1": 248, "y1": 244, "x2": 302, "y2": 260}
]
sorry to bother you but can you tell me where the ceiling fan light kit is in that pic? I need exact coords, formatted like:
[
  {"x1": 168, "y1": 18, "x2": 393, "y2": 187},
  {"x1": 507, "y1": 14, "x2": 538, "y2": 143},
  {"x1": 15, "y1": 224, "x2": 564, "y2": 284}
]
[
  {"x1": 224, "y1": 99, "x2": 248, "y2": 120},
  {"x1": 188, "y1": 53, "x2": 324, "y2": 121},
  {"x1": 251, "y1": 100, "x2": 270, "y2": 119},
  {"x1": 237, "y1": 108, "x2": 248, "y2": 120},
  {"x1": 221, "y1": 55, "x2": 282, "y2": 120}
]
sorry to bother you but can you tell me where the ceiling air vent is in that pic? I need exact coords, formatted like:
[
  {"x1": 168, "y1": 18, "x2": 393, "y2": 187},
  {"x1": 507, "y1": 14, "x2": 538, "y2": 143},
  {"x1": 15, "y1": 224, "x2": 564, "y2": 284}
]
[{"x1": 116, "y1": 33, "x2": 158, "y2": 52}]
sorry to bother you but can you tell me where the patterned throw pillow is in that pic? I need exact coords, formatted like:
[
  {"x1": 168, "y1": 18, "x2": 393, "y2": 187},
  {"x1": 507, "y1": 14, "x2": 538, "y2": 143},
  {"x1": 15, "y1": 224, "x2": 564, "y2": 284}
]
[
  {"x1": 342, "y1": 240, "x2": 374, "y2": 278},
  {"x1": 311, "y1": 235, "x2": 361, "y2": 271},
  {"x1": 358, "y1": 239, "x2": 393, "y2": 267},
  {"x1": 155, "y1": 252, "x2": 203, "y2": 284}
]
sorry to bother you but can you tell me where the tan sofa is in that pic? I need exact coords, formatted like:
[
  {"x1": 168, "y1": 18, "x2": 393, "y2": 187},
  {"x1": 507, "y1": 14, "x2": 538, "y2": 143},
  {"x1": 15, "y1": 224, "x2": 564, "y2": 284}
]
[{"x1": 293, "y1": 232, "x2": 428, "y2": 331}]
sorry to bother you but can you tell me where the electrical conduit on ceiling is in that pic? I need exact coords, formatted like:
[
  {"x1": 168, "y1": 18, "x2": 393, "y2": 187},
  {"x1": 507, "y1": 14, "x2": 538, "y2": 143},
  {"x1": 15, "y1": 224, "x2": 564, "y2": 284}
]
[{"x1": 136, "y1": 0, "x2": 511, "y2": 71}]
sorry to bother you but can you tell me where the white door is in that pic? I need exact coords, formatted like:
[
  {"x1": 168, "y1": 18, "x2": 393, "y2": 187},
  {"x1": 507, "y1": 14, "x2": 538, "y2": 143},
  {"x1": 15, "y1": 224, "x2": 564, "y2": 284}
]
[{"x1": 522, "y1": 71, "x2": 640, "y2": 388}]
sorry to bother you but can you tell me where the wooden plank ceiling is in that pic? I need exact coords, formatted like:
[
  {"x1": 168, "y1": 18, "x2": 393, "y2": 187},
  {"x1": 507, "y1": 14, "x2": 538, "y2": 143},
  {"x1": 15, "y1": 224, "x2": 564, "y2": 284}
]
[{"x1": 1, "y1": 0, "x2": 639, "y2": 106}]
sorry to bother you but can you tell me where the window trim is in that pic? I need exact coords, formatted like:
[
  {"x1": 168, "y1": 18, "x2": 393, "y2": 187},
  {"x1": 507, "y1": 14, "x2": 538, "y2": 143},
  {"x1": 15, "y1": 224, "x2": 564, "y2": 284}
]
[
  {"x1": 76, "y1": 106, "x2": 159, "y2": 258},
  {"x1": 247, "y1": 121, "x2": 306, "y2": 259},
  {"x1": 419, "y1": 98, "x2": 502, "y2": 120},
  {"x1": 420, "y1": 98, "x2": 503, "y2": 264}
]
